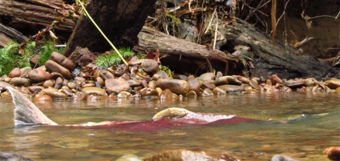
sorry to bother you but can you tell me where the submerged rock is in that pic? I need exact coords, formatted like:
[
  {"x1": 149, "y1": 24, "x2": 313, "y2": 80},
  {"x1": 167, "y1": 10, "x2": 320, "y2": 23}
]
[{"x1": 142, "y1": 150, "x2": 220, "y2": 161}]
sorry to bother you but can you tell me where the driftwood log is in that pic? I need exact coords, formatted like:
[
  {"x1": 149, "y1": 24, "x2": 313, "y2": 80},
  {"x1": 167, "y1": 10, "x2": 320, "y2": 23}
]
[
  {"x1": 0, "y1": 0, "x2": 335, "y2": 79},
  {"x1": 0, "y1": 0, "x2": 76, "y2": 31},
  {"x1": 217, "y1": 18, "x2": 335, "y2": 79}
]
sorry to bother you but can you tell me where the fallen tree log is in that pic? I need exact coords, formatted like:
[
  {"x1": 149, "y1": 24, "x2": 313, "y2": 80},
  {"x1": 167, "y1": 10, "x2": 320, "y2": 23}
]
[
  {"x1": 134, "y1": 26, "x2": 239, "y2": 75},
  {"x1": 0, "y1": 0, "x2": 76, "y2": 31},
  {"x1": 218, "y1": 18, "x2": 336, "y2": 79}
]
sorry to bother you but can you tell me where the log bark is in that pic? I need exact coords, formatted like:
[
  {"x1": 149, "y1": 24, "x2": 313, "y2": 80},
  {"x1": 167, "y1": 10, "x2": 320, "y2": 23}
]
[
  {"x1": 218, "y1": 18, "x2": 335, "y2": 79},
  {"x1": 63, "y1": 0, "x2": 158, "y2": 57},
  {"x1": 134, "y1": 26, "x2": 237, "y2": 75},
  {"x1": 0, "y1": 0, "x2": 76, "y2": 31}
]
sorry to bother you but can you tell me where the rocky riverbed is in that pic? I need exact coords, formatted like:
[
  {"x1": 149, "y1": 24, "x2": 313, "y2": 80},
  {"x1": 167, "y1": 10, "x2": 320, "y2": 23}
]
[{"x1": 1, "y1": 49, "x2": 340, "y2": 161}]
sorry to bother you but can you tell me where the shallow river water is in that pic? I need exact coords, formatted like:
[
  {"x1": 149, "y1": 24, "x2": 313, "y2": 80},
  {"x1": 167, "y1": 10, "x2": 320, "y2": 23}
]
[{"x1": 0, "y1": 92, "x2": 339, "y2": 161}]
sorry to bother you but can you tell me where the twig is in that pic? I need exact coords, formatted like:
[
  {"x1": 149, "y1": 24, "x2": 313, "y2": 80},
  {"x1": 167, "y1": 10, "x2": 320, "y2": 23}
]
[
  {"x1": 275, "y1": 0, "x2": 291, "y2": 27},
  {"x1": 204, "y1": 8, "x2": 216, "y2": 34},
  {"x1": 308, "y1": 13, "x2": 340, "y2": 20},
  {"x1": 245, "y1": 0, "x2": 265, "y2": 21},
  {"x1": 76, "y1": 0, "x2": 128, "y2": 66},
  {"x1": 213, "y1": 11, "x2": 218, "y2": 51}
]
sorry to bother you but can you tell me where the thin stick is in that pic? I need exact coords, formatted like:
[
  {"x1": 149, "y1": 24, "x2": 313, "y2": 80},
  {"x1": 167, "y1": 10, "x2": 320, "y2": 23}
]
[
  {"x1": 204, "y1": 8, "x2": 216, "y2": 34},
  {"x1": 213, "y1": 11, "x2": 218, "y2": 51},
  {"x1": 275, "y1": 0, "x2": 291, "y2": 27},
  {"x1": 77, "y1": 0, "x2": 128, "y2": 66}
]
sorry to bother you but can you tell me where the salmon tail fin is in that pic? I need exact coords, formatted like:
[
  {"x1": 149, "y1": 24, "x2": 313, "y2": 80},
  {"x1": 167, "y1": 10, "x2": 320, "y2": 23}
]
[{"x1": 0, "y1": 82, "x2": 58, "y2": 127}]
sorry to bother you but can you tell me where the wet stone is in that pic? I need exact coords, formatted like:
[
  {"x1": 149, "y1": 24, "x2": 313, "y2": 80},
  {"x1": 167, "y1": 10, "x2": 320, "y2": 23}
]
[
  {"x1": 8, "y1": 68, "x2": 21, "y2": 78},
  {"x1": 20, "y1": 67, "x2": 32, "y2": 77},
  {"x1": 28, "y1": 68, "x2": 51, "y2": 82},
  {"x1": 201, "y1": 88, "x2": 214, "y2": 96},
  {"x1": 187, "y1": 78, "x2": 201, "y2": 94},
  {"x1": 156, "y1": 79, "x2": 190, "y2": 95},
  {"x1": 45, "y1": 60, "x2": 71, "y2": 78},
  {"x1": 10, "y1": 77, "x2": 30, "y2": 87},
  {"x1": 82, "y1": 87, "x2": 106, "y2": 96},
  {"x1": 218, "y1": 84, "x2": 245, "y2": 93},
  {"x1": 198, "y1": 72, "x2": 215, "y2": 83},
  {"x1": 50, "y1": 52, "x2": 75, "y2": 70},
  {"x1": 127, "y1": 79, "x2": 141, "y2": 87},
  {"x1": 42, "y1": 88, "x2": 67, "y2": 98},
  {"x1": 105, "y1": 78, "x2": 130, "y2": 94}
]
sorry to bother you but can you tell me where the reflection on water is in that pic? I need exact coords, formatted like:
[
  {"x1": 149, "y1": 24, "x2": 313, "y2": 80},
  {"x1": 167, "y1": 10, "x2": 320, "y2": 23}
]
[{"x1": 0, "y1": 92, "x2": 339, "y2": 160}]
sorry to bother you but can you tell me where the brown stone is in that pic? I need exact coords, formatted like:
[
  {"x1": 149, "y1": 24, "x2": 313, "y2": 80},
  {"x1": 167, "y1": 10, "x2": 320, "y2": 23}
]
[
  {"x1": 82, "y1": 87, "x2": 106, "y2": 96},
  {"x1": 50, "y1": 52, "x2": 75, "y2": 70},
  {"x1": 105, "y1": 78, "x2": 130, "y2": 94},
  {"x1": 143, "y1": 150, "x2": 218, "y2": 161},
  {"x1": 198, "y1": 72, "x2": 215, "y2": 83},
  {"x1": 156, "y1": 79, "x2": 190, "y2": 95},
  {"x1": 68, "y1": 47, "x2": 97, "y2": 67},
  {"x1": 20, "y1": 67, "x2": 32, "y2": 77},
  {"x1": 218, "y1": 84, "x2": 245, "y2": 93},
  {"x1": 8, "y1": 68, "x2": 21, "y2": 78},
  {"x1": 10, "y1": 77, "x2": 30, "y2": 87},
  {"x1": 28, "y1": 68, "x2": 51, "y2": 82},
  {"x1": 45, "y1": 60, "x2": 71, "y2": 78},
  {"x1": 187, "y1": 78, "x2": 201, "y2": 94},
  {"x1": 27, "y1": 86, "x2": 44, "y2": 93},
  {"x1": 42, "y1": 88, "x2": 67, "y2": 98},
  {"x1": 129, "y1": 59, "x2": 159, "y2": 73}
]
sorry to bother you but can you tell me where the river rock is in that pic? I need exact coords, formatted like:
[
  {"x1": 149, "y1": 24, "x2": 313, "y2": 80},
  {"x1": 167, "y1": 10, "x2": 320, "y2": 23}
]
[
  {"x1": 156, "y1": 79, "x2": 190, "y2": 95},
  {"x1": 271, "y1": 154, "x2": 299, "y2": 161},
  {"x1": 50, "y1": 52, "x2": 75, "y2": 70},
  {"x1": 268, "y1": 75, "x2": 283, "y2": 85},
  {"x1": 34, "y1": 94, "x2": 52, "y2": 102},
  {"x1": 142, "y1": 150, "x2": 218, "y2": 161},
  {"x1": 325, "y1": 79, "x2": 340, "y2": 89},
  {"x1": 201, "y1": 88, "x2": 214, "y2": 96},
  {"x1": 284, "y1": 78, "x2": 306, "y2": 88},
  {"x1": 82, "y1": 87, "x2": 106, "y2": 96},
  {"x1": 43, "y1": 80, "x2": 54, "y2": 88},
  {"x1": 8, "y1": 68, "x2": 21, "y2": 78},
  {"x1": 20, "y1": 67, "x2": 32, "y2": 77},
  {"x1": 213, "y1": 87, "x2": 227, "y2": 95},
  {"x1": 201, "y1": 81, "x2": 215, "y2": 90},
  {"x1": 140, "y1": 88, "x2": 159, "y2": 96},
  {"x1": 187, "y1": 78, "x2": 201, "y2": 94},
  {"x1": 323, "y1": 147, "x2": 340, "y2": 161},
  {"x1": 160, "y1": 89, "x2": 178, "y2": 100},
  {"x1": 215, "y1": 75, "x2": 242, "y2": 86},
  {"x1": 100, "y1": 71, "x2": 114, "y2": 80},
  {"x1": 28, "y1": 86, "x2": 44, "y2": 93},
  {"x1": 198, "y1": 72, "x2": 215, "y2": 83},
  {"x1": 105, "y1": 78, "x2": 130, "y2": 94},
  {"x1": 68, "y1": 47, "x2": 97, "y2": 67},
  {"x1": 54, "y1": 77, "x2": 63, "y2": 89},
  {"x1": 127, "y1": 79, "x2": 141, "y2": 87},
  {"x1": 42, "y1": 88, "x2": 67, "y2": 98},
  {"x1": 129, "y1": 59, "x2": 158, "y2": 73},
  {"x1": 28, "y1": 68, "x2": 51, "y2": 82},
  {"x1": 155, "y1": 71, "x2": 169, "y2": 79},
  {"x1": 10, "y1": 77, "x2": 30, "y2": 87},
  {"x1": 45, "y1": 60, "x2": 71, "y2": 78},
  {"x1": 218, "y1": 84, "x2": 245, "y2": 93}
]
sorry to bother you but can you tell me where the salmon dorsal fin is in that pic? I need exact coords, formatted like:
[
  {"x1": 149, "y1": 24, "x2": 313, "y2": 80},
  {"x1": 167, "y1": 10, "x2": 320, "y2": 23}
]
[{"x1": 0, "y1": 82, "x2": 58, "y2": 127}]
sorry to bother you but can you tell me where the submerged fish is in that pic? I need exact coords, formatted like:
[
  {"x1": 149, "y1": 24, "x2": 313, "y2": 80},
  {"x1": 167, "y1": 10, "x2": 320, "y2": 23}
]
[{"x1": 0, "y1": 82, "x2": 258, "y2": 132}]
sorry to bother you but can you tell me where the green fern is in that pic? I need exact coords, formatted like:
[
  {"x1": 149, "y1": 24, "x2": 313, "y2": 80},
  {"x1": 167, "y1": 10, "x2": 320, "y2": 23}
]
[{"x1": 95, "y1": 47, "x2": 134, "y2": 68}]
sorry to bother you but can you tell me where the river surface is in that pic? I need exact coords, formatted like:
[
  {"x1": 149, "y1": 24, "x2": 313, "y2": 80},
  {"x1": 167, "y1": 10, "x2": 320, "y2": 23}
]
[{"x1": 0, "y1": 91, "x2": 339, "y2": 161}]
